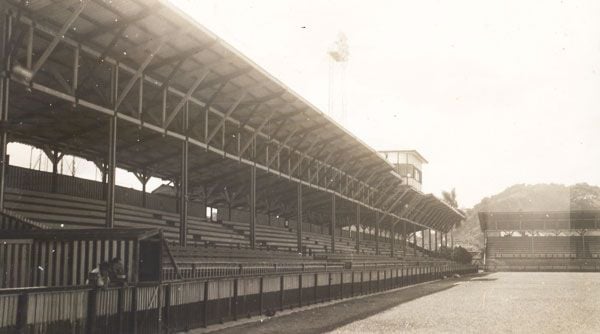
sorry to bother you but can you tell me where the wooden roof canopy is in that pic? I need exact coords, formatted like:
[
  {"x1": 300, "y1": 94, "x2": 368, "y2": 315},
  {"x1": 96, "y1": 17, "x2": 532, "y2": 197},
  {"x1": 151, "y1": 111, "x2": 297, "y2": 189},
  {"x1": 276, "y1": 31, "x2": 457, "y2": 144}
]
[{"x1": 2, "y1": 0, "x2": 463, "y2": 233}]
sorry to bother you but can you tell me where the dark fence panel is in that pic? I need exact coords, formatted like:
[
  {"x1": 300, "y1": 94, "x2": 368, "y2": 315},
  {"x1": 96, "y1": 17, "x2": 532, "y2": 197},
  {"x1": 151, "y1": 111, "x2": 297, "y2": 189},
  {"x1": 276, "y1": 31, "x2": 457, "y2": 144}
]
[
  {"x1": 0, "y1": 264, "x2": 478, "y2": 333},
  {"x1": 0, "y1": 239, "x2": 31, "y2": 288}
]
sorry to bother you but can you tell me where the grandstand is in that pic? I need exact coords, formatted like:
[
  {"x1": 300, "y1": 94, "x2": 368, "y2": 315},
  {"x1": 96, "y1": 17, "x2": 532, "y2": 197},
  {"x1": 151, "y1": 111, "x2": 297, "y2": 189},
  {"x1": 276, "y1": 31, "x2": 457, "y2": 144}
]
[
  {"x1": 0, "y1": 0, "x2": 475, "y2": 332},
  {"x1": 480, "y1": 211, "x2": 600, "y2": 271}
]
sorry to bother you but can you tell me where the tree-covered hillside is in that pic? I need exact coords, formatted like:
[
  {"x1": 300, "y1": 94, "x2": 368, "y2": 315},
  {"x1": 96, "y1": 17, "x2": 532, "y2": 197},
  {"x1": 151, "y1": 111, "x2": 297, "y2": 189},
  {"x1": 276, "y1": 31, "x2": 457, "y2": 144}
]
[{"x1": 453, "y1": 183, "x2": 600, "y2": 249}]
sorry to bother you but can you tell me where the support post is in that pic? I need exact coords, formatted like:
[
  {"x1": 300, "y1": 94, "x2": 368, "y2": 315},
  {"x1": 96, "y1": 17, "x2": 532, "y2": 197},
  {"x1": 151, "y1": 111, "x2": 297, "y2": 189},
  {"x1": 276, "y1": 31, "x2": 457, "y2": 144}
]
[
  {"x1": 355, "y1": 204, "x2": 360, "y2": 253},
  {"x1": 250, "y1": 165, "x2": 256, "y2": 249},
  {"x1": 0, "y1": 13, "x2": 12, "y2": 210},
  {"x1": 390, "y1": 223, "x2": 395, "y2": 258},
  {"x1": 297, "y1": 183, "x2": 303, "y2": 253},
  {"x1": 402, "y1": 221, "x2": 407, "y2": 256},
  {"x1": 435, "y1": 230, "x2": 438, "y2": 252},
  {"x1": 331, "y1": 193, "x2": 336, "y2": 253},
  {"x1": 413, "y1": 224, "x2": 417, "y2": 256},
  {"x1": 375, "y1": 212, "x2": 380, "y2": 255},
  {"x1": 105, "y1": 63, "x2": 118, "y2": 228},
  {"x1": 106, "y1": 114, "x2": 117, "y2": 228},
  {"x1": 428, "y1": 229, "x2": 432, "y2": 251},
  {"x1": 179, "y1": 122, "x2": 189, "y2": 246}
]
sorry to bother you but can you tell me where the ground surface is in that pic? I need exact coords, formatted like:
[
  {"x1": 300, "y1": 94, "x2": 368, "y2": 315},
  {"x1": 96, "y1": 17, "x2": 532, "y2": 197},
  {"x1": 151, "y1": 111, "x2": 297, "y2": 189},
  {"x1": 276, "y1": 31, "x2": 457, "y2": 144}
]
[{"x1": 201, "y1": 272, "x2": 600, "y2": 334}]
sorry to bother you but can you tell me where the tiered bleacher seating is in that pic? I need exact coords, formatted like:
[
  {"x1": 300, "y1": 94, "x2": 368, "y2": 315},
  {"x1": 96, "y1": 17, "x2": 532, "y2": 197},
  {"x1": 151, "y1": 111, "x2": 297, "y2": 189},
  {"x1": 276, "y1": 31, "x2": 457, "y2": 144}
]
[
  {"x1": 486, "y1": 236, "x2": 600, "y2": 259},
  {"x1": 5, "y1": 187, "x2": 435, "y2": 258},
  {"x1": 4, "y1": 188, "x2": 247, "y2": 248}
]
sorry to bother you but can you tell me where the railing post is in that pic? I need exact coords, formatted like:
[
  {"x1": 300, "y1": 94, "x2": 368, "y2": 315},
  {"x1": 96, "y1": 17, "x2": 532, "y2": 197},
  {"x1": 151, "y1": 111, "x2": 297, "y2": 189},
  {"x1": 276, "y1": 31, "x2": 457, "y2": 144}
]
[
  {"x1": 233, "y1": 279, "x2": 239, "y2": 321},
  {"x1": 16, "y1": 293, "x2": 28, "y2": 334},
  {"x1": 117, "y1": 287, "x2": 125, "y2": 334},
  {"x1": 339, "y1": 271, "x2": 344, "y2": 298},
  {"x1": 298, "y1": 274, "x2": 303, "y2": 307},
  {"x1": 351, "y1": 271, "x2": 355, "y2": 297},
  {"x1": 259, "y1": 277, "x2": 264, "y2": 315},
  {"x1": 131, "y1": 287, "x2": 138, "y2": 334},
  {"x1": 203, "y1": 281, "x2": 209, "y2": 328},
  {"x1": 328, "y1": 272, "x2": 332, "y2": 301},
  {"x1": 361, "y1": 271, "x2": 364, "y2": 295},
  {"x1": 86, "y1": 289, "x2": 98, "y2": 334},
  {"x1": 279, "y1": 275, "x2": 284, "y2": 311},
  {"x1": 164, "y1": 284, "x2": 171, "y2": 334},
  {"x1": 313, "y1": 273, "x2": 318, "y2": 304}
]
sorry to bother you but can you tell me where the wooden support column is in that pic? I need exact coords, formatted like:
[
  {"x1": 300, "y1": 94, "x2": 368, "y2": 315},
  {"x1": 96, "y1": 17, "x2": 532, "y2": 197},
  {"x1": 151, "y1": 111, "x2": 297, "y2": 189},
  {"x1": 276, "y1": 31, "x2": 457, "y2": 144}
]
[
  {"x1": 250, "y1": 165, "x2": 256, "y2": 249},
  {"x1": 0, "y1": 13, "x2": 12, "y2": 210},
  {"x1": 179, "y1": 103, "x2": 189, "y2": 246},
  {"x1": 42, "y1": 149, "x2": 64, "y2": 193},
  {"x1": 413, "y1": 224, "x2": 417, "y2": 256},
  {"x1": 105, "y1": 62, "x2": 118, "y2": 228},
  {"x1": 375, "y1": 212, "x2": 380, "y2": 255},
  {"x1": 106, "y1": 113, "x2": 117, "y2": 227},
  {"x1": 390, "y1": 223, "x2": 395, "y2": 258},
  {"x1": 134, "y1": 172, "x2": 150, "y2": 208},
  {"x1": 330, "y1": 193, "x2": 336, "y2": 253},
  {"x1": 428, "y1": 229, "x2": 432, "y2": 251},
  {"x1": 421, "y1": 229, "x2": 425, "y2": 249},
  {"x1": 435, "y1": 230, "x2": 438, "y2": 252},
  {"x1": 356, "y1": 204, "x2": 360, "y2": 253},
  {"x1": 297, "y1": 183, "x2": 303, "y2": 253},
  {"x1": 402, "y1": 221, "x2": 407, "y2": 255}
]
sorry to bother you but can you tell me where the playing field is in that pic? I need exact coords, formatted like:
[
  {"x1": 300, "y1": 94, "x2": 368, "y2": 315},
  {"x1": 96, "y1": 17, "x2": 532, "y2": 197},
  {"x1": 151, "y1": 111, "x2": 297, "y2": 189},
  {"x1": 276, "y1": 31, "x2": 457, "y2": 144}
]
[
  {"x1": 207, "y1": 272, "x2": 600, "y2": 334},
  {"x1": 330, "y1": 272, "x2": 600, "y2": 334}
]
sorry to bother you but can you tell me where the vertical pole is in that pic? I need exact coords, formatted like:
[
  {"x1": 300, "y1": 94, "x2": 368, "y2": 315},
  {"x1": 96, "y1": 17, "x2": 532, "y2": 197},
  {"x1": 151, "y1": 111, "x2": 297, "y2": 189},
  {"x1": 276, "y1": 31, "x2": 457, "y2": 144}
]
[
  {"x1": 451, "y1": 229, "x2": 454, "y2": 249},
  {"x1": 179, "y1": 103, "x2": 189, "y2": 246},
  {"x1": 164, "y1": 284, "x2": 171, "y2": 333},
  {"x1": 16, "y1": 293, "x2": 28, "y2": 334},
  {"x1": 402, "y1": 221, "x2": 407, "y2": 256},
  {"x1": 390, "y1": 223, "x2": 395, "y2": 258},
  {"x1": 413, "y1": 224, "x2": 417, "y2": 256},
  {"x1": 428, "y1": 229, "x2": 432, "y2": 251},
  {"x1": 131, "y1": 287, "x2": 138, "y2": 334},
  {"x1": 297, "y1": 183, "x2": 303, "y2": 253},
  {"x1": 355, "y1": 204, "x2": 360, "y2": 253},
  {"x1": 51, "y1": 151, "x2": 59, "y2": 193},
  {"x1": 0, "y1": 13, "x2": 12, "y2": 210},
  {"x1": 375, "y1": 212, "x2": 380, "y2": 255},
  {"x1": 250, "y1": 165, "x2": 256, "y2": 249},
  {"x1": 330, "y1": 193, "x2": 336, "y2": 253},
  {"x1": 86, "y1": 289, "x2": 98, "y2": 334},
  {"x1": 141, "y1": 176, "x2": 147, "y2": 208},
  {"x1": 106, "y1": 64, "x2": 118, "y2": 228},
  {"x1": 435, "y1": 230, "x2": 438, "y2": 252}
]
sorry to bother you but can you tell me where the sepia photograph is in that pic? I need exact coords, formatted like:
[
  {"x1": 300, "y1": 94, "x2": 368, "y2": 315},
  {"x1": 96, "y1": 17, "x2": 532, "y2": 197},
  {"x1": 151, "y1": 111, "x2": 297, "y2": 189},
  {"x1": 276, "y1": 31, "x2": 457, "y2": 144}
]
[{"x1": 0, "y1": 0, "x2": 599, "y2": 333}]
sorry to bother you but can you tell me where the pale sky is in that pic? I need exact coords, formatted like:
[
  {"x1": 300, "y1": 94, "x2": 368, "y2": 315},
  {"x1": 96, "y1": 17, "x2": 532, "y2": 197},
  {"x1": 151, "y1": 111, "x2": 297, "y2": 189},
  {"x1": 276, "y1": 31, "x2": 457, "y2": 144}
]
[
  {"x1": 166, "y1": 0, "x2": 600, "y2": 207},
  {"x1": 10, "y1": 0, "x2": 600, "y2": 209}
]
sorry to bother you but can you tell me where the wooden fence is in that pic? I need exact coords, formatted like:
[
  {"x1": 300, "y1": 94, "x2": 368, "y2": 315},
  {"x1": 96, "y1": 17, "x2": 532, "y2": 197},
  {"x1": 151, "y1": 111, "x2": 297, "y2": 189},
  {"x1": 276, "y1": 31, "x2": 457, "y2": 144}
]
[{"x1": 0, "y1": 263, "x2": 477, "y2": 333}]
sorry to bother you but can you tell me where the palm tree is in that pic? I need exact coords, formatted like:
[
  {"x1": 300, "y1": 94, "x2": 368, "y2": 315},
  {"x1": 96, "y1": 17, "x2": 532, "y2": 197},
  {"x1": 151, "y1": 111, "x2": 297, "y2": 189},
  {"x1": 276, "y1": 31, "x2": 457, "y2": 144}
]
[
  {"x1": 442, "y1": 188, "x2": 458, "y2": 209},
  {"x1": 442, "y1": 188, "x2": 461, "y2": 229}
]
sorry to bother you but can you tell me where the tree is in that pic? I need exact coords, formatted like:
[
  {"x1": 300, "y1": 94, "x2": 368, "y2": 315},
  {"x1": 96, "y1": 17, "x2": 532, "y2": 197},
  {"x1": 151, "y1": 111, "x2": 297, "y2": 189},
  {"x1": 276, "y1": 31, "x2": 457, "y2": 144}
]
[
  {"x1": 442, "y1": 188, "x2": 458, "y2": 208},
  {"x1": 451, "y1": 246, "x2": 473, "y2": 264}
]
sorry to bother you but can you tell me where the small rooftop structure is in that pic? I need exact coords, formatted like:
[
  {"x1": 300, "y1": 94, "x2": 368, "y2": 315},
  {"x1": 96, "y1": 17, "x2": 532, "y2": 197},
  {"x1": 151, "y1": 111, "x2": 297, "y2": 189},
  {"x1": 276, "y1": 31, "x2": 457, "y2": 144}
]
[{"x1": 378, "y1": 150, "x2": 428, "y2": 191}]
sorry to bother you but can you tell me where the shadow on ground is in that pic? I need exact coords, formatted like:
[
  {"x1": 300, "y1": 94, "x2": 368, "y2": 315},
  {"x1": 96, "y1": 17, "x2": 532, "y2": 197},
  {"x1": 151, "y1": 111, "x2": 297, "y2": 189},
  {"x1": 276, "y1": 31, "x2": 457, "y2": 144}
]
[{"x1": 202, "y1": 273, "x2": 490, "y2": 334}]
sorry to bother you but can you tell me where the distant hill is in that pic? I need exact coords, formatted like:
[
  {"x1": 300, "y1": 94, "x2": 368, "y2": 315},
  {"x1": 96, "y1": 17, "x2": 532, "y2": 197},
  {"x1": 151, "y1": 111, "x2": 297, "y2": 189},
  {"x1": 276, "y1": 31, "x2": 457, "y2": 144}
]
[{"x1": 453, "y1": 183, "x2": 600, "y2": 249}]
